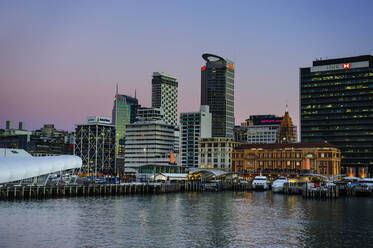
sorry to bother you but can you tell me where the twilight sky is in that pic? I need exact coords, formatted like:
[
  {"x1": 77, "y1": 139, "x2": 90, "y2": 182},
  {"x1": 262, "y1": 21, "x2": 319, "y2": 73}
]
[{"x1": 1, "y1": 0, "x2": 373, "y2": 131}]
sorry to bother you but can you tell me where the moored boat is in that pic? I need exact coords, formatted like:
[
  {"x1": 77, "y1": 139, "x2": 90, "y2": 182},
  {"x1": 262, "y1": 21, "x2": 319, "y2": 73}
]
[
  {"x1": 252, "y1": 176, "x2": 268, "y2": 190},
  {"x1": 271, "y1": 177, "x2": 288, "y2": 193}
]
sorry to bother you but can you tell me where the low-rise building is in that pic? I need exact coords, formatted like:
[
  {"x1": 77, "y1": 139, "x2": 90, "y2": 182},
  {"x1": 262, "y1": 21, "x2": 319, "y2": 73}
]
[
  {"x1": 198, "y1": 137, "x2": 241, "y2": 171},
  {"x1": 232, "y1": 143, "x2": 341, "y2": 177}
]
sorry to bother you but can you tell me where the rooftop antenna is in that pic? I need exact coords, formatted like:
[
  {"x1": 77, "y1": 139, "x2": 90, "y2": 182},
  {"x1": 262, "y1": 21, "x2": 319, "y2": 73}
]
[
  {"x1": 285, "y1": 100, "x2": 289, "y2": 113},
  {"x1": 116, "y1": 81, "x2": 119, "y2": 95},
  {"x1": 135, "y1": 89, "x2": 137, "y2": 99}
]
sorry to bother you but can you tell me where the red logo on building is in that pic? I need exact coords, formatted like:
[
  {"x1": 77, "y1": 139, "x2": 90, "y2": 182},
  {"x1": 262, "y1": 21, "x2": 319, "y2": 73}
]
[{"x1": 343, "y1": 64, "x2": 350, "y2": 69}]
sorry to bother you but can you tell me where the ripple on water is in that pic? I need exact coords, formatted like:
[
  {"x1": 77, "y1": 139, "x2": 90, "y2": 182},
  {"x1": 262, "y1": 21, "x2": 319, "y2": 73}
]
[{"x1": 1, "y1": 192, "x2": 373, "y2": 248}]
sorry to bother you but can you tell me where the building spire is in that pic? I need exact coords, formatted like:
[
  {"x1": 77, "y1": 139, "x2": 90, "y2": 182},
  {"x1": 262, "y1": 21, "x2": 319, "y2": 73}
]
[
  {"x1": 135, "y1": 89, "x2": 137, "y2": 99},
  {"x1": 116, "y1": 82, "x2": 118, "y2": 95},
  {"x1": 285, "y1": 100, "x2": 288, "y2": 113}
]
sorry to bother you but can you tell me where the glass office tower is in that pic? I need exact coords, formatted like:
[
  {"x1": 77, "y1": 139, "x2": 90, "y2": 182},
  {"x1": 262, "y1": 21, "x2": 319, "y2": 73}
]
[
  {"x1": 201, "y1": 53, "x2": 235, "y2": 138},
  {"x1": 300, "y1": 55, "x2": 373, "y2": 176},
  {"x1": 112, "y1": 94, "x2": 139, "y2": 158}
]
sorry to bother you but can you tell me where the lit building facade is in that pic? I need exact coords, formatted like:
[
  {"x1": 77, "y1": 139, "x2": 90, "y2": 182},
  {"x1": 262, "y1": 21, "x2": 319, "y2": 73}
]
[
  {"x1": 198, "y1": 137, "x2": 241, "y2": 171},
  {"x1": 152, "y1": 72, "x2": 178, "y2": 127},
  {"x1": 74, "y1": 116, "x2": 116, "y2": 176},
  {"x1": 180, "y1": 105, "x2": 212, "y2": 168},
  {"x1": 232, "y1": 143, "x2": 341, "y2": 177},
  {"x1": 300, "y1": 55, "x2": 373, "y2": 177},
  {"x1": 201, "y1": 53, "x2": 235, "y2": 138}
]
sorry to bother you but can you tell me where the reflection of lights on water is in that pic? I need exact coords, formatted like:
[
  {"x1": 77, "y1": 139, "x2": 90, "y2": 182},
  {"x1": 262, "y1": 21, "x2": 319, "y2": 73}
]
[{"x1": 245, "y1": 192, "x2": 253, "y2": 199}]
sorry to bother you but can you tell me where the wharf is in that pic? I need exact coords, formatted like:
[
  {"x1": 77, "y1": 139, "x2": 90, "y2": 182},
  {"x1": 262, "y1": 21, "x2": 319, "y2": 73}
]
[
  {"x1": 282, "y1": 182, "x2": 373, "y2": 199},
  {"x1": 0, "y1": 182, "x2": 203, "y2": 201},
  {"x1": 0, "y1": 181, "x2": 252, "y2": 201}
]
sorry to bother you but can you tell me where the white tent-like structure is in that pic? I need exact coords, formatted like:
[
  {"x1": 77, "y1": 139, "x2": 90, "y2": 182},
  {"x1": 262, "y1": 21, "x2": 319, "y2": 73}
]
[{"x1": 0, "y1": 155, "x2": 82, "y2": 184}]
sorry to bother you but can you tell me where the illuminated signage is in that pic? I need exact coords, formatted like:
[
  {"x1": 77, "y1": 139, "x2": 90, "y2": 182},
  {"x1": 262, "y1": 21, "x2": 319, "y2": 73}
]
[
  {"x1": 87, "y1": 116, "x2": 112, "y2": 124},
  {"x1": 311, "y1": 61, "x2": 369, "y2": 72},
  {"x1": 201, "y1": 66, "x2": 206, "y2": 71},
  {"x1": 228, "y1": 64, "x2": 234, "y2": 70},
  {"x1": 260, "y1": 120, "x2": 282, "y2": 123}
]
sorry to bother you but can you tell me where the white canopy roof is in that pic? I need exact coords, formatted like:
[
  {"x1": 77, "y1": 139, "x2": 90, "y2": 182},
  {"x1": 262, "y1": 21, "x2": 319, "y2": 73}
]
[
  {"x1": 155, "y1": 173, "x2": 188, "y2": 181},
  {"x1": 0, "y1": 155, "x2": 82, "y2": 184}
]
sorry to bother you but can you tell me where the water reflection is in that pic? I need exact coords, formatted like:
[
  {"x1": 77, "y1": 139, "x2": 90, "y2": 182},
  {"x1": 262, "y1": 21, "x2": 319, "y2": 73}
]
[{"x1": 1, "y1": 192, "x2": 373, "y2": 248}]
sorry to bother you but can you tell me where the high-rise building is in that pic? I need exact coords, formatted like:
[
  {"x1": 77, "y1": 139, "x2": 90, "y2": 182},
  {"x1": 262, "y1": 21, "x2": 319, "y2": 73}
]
[
  {"x1": 152, "y1": 72, "x2": 178, "y2": 127},
  {"x1": 112, "y1": 92, "x2": 139, "y2": 158},
  {"x1": 124, "y1": 107, "x2": 181, "y2": 177},
  {"x1": 300, "y1": 55, "x2": 373, "y2": 177},
  {"x1": 74, "y1": 116, "x2": 116, "y2": 176},
  {"x1": 180, "y1": 105, "x2": 212, "y2": 168},
  {"x1": 201, "y1": 53, "x2": 235, "y2": 138}
]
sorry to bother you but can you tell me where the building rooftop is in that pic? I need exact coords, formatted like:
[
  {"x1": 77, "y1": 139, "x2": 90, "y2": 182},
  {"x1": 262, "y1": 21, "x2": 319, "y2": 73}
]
[
  {"x1": 235, "y1": 142, "x2": 337, "y2": 150},
  {"x1": 152, "y1": 72, "x2": 177, "y2": 81}
]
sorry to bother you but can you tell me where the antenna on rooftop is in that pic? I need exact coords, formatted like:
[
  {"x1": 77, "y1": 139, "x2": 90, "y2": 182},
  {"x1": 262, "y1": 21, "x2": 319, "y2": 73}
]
[
  {"x1": 135, "y1": 89, "x2": 137, "y2": 99},
  {"x1": 116, "y1": 82, "x2": 119, "y2": 95}
]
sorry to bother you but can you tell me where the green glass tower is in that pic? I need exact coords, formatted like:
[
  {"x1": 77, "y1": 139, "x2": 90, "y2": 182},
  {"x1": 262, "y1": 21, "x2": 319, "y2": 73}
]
[{"x1": 112, "y1": 91, "x2": 139, "y2": 158}]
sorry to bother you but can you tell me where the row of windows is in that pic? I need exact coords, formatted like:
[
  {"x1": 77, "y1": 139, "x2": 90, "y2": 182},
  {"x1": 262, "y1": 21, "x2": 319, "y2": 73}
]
[{"x1": 302, "y1": 78, "x2": 373, "y2": 88}]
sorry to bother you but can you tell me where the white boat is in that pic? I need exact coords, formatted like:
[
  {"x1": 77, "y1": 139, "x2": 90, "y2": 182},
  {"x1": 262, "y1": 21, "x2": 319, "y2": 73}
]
[
  {"x1": 252, "y1": 176, "x2": 268, "y2": 190},
  {"x1": 271, "y1": 177, "x2": 288, "y2": 193},
  {"x1": 355, "y1": 178, "x2": 373, "y2": 193}
]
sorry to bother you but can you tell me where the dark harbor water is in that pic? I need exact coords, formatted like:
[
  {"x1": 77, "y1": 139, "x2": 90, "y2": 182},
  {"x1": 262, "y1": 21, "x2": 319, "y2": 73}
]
[{"x1": 1, "y1": 192, "x2": 373, "y2": 248}]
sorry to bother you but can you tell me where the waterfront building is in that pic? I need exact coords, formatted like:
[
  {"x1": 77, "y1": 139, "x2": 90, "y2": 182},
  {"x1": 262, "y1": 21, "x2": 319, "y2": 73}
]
[
  {"x1": 74, "y1": 116, "x2": 116, "y2": 176},
  {"x1": 300, "y1": 55, "x2": 373, "y2": 177},
  {"x1": 180, "y1": 105, "x2": 212, "y2": 168},
  {"x1": 152, "y1": 72, "x2": 178, "y2": 127},
  {"x1": 198, "y1": 137, "x2": 241, "y2": 171},
  {"x1": 234, "y1": 114, "x2": 297, "y2": 144},
  {"x1": 201, "y1": 53, "x2": 235, "y2": 138},
  {"x1": 124, "y1": 107, "x2": 181, "y2": 177},
  {"x1": 232, "y1": 143, "x2": 341, "y2": 177},
  {"x1": 112, "y1": 92, "x2": 139, "y2": 158}
]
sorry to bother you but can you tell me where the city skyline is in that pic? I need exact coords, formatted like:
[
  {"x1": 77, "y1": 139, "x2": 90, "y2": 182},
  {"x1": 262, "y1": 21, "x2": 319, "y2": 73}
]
[{"x1": 1, "y1": 1, "x2": 373, "y2": 131}]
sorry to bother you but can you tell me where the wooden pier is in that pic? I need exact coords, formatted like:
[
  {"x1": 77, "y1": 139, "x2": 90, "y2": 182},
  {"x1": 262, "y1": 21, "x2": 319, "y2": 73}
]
[{"x1": 0, "y1": 182, "x2": 204, "y2": 201}]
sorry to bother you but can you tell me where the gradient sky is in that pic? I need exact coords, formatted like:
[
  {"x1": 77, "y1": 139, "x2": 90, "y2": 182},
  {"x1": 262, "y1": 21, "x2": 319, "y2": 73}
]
[{"x1": 1, "y1": 0, "x2": 373, "y2": 131}]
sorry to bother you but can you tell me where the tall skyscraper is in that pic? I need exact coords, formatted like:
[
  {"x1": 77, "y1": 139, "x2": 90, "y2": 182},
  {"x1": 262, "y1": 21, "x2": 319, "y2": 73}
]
[
  {"x1": 300, "y1": 55, "x2": 373, "y2": 177},
  {"x1": 152, "y1": 72, "x2": 178, "y2": 127},
  {"x1": 112, "y1": 89, "x2": 139, "y2": 158},
  {"x1": 201, "y1": 53, "x2": 235, "y2": 138},
  {"x1": 180, "y1": 105, "x2": 212, "y2": 167}
]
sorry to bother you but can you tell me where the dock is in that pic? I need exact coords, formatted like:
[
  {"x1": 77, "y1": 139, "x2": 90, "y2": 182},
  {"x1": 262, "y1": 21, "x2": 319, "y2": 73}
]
[{"x1": 0, "y1": 182, "x2": 203, "y2": 200}]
